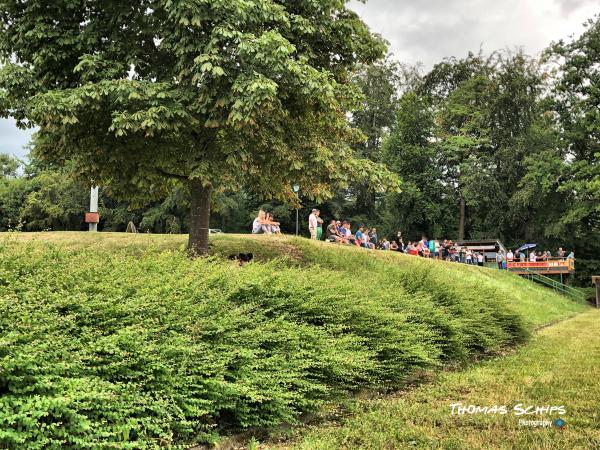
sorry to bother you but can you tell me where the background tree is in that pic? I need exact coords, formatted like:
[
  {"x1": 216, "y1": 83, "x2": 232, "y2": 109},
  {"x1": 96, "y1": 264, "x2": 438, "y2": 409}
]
[
  {"x1": 532, "y1": 15, "x2": 600, "y2": 282},
  {"x1": 349, "y1": 58, "x2": 402, "y2": 218},
  {"x1": 381, "y1": 92, "x2": 454, "y2": 239},
  {"x1": 19, "y1": 170, "x2": 88, "y2": 231},
  {"x1": 0, "y1": 153, "x2": 20, "y2": 178},
  {"x1": 418, "y1": 51, "x2": 544, "y2": 241},
  {"x1": 0, "y1": 0, "x2": 398, "y2": 254}
]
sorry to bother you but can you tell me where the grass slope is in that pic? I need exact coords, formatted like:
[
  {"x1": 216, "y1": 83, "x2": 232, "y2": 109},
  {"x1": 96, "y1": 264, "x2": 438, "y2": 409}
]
[
  {"x1": 283, "y1": 309, "x2": 600, "y2": 450},
  {"x1": 0, "y1": 232, "x2": 590, "y2": 449},
  {"x1": 8, "y1": 232, "x2": 587, "y2": 328}
]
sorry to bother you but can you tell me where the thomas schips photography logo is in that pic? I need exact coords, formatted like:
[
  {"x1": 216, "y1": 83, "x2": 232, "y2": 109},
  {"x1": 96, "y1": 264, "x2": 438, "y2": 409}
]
[
  {"x1": 450, "y1": 403, "x2": 567, "y2": 428},
  {"x1": 553, "y1": 418, "x2": 567, "y2": 429}
]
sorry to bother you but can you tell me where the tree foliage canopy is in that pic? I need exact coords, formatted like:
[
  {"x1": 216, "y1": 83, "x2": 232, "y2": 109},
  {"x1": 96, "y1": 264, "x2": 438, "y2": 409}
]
[{"x1": 0, "y1": 0, "x2": 399, "y2": 252}]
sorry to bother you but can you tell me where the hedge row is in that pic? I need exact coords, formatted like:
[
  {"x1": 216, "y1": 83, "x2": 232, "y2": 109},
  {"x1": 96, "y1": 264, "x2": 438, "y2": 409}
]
[{"x1": 0, "y1": 241, "x2": 527, "y2": 448}]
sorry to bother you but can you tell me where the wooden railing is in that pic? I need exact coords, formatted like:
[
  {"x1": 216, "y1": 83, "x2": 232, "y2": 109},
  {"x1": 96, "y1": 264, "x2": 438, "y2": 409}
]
[{"x1": 507, "y1": 259, "x2": 574, "y2": 273}]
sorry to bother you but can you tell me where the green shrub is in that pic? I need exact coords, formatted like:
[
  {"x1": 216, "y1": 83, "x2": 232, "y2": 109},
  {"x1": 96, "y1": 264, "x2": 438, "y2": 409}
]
[{"x1": 0, "y1": 239, "x2": 531, "y2": 448}]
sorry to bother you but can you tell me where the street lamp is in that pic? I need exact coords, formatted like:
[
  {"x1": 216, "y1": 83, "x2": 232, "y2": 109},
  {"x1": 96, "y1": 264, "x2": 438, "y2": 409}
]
[{"x1": 293, "y1": 184, "x2": 300, "y2": 236}]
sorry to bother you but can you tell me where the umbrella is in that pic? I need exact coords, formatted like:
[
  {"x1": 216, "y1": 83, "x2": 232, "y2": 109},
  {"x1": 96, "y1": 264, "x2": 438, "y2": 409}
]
[{"x1": 517, "y1": 243, "x2": 537, "y2": 252}]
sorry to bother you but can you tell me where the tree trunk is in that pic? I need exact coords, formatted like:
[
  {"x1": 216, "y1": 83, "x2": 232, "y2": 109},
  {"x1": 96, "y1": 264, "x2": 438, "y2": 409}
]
[
  {"x1": 188, "y1": 180, "x2": 212, "y2": 256},
  {"x1": 458, "y1": 196, "x2": 466, "y2": 242}
]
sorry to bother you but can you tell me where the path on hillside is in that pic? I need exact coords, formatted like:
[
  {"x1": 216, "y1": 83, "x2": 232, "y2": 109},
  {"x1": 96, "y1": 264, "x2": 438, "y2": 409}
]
[{"x1": 274, "y1": 309, "x2": 600, "y2": 450}]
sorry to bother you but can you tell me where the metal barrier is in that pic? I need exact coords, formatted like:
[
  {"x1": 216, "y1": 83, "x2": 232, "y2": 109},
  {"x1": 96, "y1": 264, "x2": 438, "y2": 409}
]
[{"x1": 521, "y1": 270, "x2": 586, "y2": 302}]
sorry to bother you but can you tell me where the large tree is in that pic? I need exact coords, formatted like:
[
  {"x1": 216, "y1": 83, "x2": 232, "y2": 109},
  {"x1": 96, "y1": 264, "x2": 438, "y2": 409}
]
[
  {"x1": 381, "y1": 91, "x2": 455, "y2": 239},
  {"x1": 420, "y1": 51, "x2": 543, "y2": 241},
  {"x1": 0, "y1": 0, "x2": 397, "y2": 253},
  {"x1": 525, "y1": 15, "x2": 600, "y2": 277}
]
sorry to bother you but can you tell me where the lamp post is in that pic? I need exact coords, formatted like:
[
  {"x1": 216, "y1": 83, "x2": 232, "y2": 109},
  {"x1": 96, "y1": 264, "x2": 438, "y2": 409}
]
[{"x1": 293, "y1": 184, "x2": 300, "y2": 236}]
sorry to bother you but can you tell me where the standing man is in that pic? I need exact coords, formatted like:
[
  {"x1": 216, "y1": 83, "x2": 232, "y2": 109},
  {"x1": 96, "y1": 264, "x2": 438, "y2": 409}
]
[
  {"x1": 308, "y1": 209, "x2": 320, "y2": 240},
  {"x1": 428, "y1": 238, "x2": 436, "y2": 259},
  {"x1": 497, "y1": 251, "x2": 505, "y2": 270},
  {"x1": 507, "y1": 249, "x2": 514, "y2": 265}
]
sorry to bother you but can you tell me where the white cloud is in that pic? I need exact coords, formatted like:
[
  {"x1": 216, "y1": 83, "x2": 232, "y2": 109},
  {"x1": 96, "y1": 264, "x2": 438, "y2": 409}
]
[
  {"x1": 351, "y1": 0, "x2": 599, "y2": 68},
  {"x1": 0, "y1": 118, "x2": 33, "y2": 159}
]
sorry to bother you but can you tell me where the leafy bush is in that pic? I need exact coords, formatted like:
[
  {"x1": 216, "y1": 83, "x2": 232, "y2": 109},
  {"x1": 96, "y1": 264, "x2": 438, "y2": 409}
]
[{"x1": 0, "y1": 238, "x2": 529, "y2": 448}]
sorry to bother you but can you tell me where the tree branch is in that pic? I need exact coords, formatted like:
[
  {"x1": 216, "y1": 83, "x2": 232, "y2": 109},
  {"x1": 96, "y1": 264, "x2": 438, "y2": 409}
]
[{"x1": 155, "y1": 168, "x2": 189, "y2": 182}]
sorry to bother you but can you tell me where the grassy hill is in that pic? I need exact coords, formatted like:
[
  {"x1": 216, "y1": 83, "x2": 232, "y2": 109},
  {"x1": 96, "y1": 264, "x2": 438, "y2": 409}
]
[
  {"x1": 284, "y1": 309, "x2": 600, "y2": 450},
  {"x1": 0, "y1": 232, "x2": 590, "y2": 449}
]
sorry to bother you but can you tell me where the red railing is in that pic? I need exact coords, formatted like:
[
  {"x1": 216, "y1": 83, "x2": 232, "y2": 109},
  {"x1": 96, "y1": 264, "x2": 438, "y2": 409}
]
[{"x1": 507, "y1": 259, "x2": 574, "y2": 272}]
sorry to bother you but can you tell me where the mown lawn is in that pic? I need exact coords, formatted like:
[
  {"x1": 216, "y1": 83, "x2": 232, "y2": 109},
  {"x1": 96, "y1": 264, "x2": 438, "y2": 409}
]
[{"x1": 277, "y1": 309, "x2": 600, "y2": 450}]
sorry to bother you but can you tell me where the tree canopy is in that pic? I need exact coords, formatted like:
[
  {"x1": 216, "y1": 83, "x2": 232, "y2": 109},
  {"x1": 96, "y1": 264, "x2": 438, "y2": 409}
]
[{"x1": 0, "y1": 0, "x2": 398, "y2": 253}]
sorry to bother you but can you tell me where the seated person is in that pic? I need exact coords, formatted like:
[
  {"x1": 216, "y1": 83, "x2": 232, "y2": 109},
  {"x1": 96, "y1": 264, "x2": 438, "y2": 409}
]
[
  {"x1": 266, "y1": 213, "x2": 281, "y2": 234},
  {"x1": 342, "y1": 221, "x2": 355, "y2": 244},
  {"x1": 355, "y1": 226, "x2": 365, "y2": 247},
  {"x1": 369, "y1": 228, "x2": 379, "y2": 247},
  {"x1": 363, "y1": 229, "x2": 373, "y2": 249},
  {"x1": 334, "y1": 221, "x2": 348, "y2": 243},
  {"x1": 326, "y1": 219, "x2": 342, "y2": 242},
  {"x1": 252, "y1": 210, "x2": 271, "y2": 234},
  {"x1": 364, "y1": 229, "x2": 375, "y2": 250},
  {"x1": 390, "y1": 240, "x2": 399, "y2": 251}
]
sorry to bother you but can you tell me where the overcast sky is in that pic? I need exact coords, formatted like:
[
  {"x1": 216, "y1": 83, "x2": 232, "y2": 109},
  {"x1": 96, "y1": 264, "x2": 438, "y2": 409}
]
[
  {"x1": 1, "y1": 0, "x2": 598, "y2": 160},
  {"x1": 351, "y1": 0, "x2": 598, "y2": 68}
]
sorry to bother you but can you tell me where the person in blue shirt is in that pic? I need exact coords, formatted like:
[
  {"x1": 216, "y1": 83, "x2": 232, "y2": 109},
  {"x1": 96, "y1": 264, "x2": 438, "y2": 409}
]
[{"x1": 354, "y1": 225, "x2": 364, "y2": 241}]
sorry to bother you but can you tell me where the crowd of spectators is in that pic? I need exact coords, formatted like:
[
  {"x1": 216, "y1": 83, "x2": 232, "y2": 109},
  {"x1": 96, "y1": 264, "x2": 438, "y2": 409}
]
[
  {"x1": 306, "y1": 210, "x2": 575, "y2": 268},
  {"x1": 252, "y1": 209, "x2": 575, "y2": 269}
]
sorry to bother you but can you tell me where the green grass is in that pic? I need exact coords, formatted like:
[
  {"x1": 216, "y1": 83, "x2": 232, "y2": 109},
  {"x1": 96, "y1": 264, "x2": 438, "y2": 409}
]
[
  {"x1": 0, "y1": 232, "x2": 591, "y2": 449},
  {"x1": 280, "y1": 309, "x2": 600, "y2": 450}
]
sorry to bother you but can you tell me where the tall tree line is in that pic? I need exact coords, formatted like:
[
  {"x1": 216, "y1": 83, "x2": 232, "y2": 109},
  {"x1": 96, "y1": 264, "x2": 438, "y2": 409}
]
[{"x1": 0, "y1": 12, "x2": 598, "y2": 281}]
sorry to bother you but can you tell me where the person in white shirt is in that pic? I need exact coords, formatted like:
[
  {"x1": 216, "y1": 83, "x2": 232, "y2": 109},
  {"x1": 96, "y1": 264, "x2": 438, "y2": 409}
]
[
  {"x1": 477, "y1": 253, "x2": 485, "y2": 267},
  {"x1": 506, "y1": 250, "x2": 514, "y2": 262},
  {"x1": 252, "y1": 210, "x2": 271, "y2": 234},
  {"x1": 308, "y1": 209, "x2": 320, "y2": 240},
  {"x1": 465, "y1": 249, "x2": 473, "y2": 264},
  {"x1": 529, "y1": 252, "x2": 537, "y2": 262}
]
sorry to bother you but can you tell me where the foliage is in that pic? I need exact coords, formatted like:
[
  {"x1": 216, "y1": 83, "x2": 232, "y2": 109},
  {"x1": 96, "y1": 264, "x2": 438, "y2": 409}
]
[
  {"x1": 285, "y1": 309, "x2": 600, "y2": 450},
  {"x1": 537, "y1": 16, "x2": 600, "y2": 264},
  {"x1": 0, "y1": 233, "x2": 549, "y2": 448},
  {"x1": 0, "y1": 153, "x2": 20, "y2": 178},
  {"x1": 381, "y1": 92, "x2": 454, "y2": 239},
  {"x1": 19, "y1": 171, "x2": 88, "y2": 231},
  {"x1": 0, "y1": 0, "x2": 399, "y2": 253}
]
